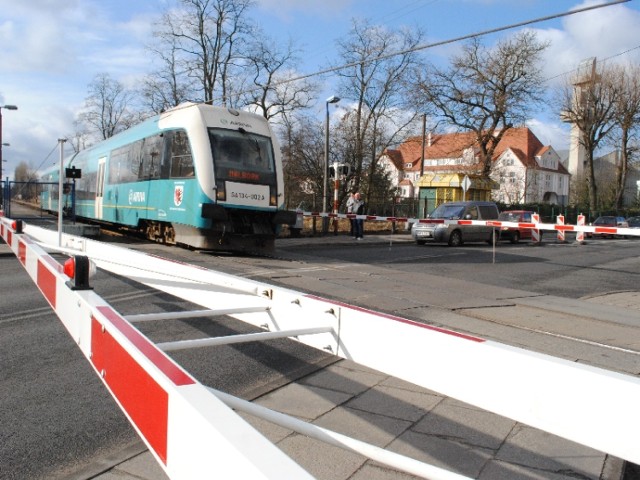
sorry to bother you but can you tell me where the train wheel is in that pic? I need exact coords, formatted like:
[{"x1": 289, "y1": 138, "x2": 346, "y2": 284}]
[
  {"x1": 144, "y1": 222, "x2": 160, "y2": 242},
  {"x1": 162, "y1": 224, "x2": 176, "y2": 245}
]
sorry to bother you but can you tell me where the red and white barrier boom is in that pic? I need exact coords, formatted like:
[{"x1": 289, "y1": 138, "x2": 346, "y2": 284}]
[
  {"x1": 4, "y1": 216, "x2": 640, "y2": 478},
  {"x1": 300, "y1": 211, "x2": 640, "y2": 239}
]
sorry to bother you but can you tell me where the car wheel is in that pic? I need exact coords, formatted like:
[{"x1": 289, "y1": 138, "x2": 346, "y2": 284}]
[
  {"x1": 416, "y1": 240, "x2": 426, "y2": 245},
  {"x1": 448, "y1": 230, "x2": 462, "y2": 247},
  {"x1": 511, "y1": 231, "x2": 520, "y2": 244}
]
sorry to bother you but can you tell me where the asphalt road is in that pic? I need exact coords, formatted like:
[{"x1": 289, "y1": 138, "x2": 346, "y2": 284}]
[
  {"x1": 285, "y1": 235, "x2": 640, "y2": 299},
  {"x1": 1, "y1": 224, "x2": 639, "y2": 479}
]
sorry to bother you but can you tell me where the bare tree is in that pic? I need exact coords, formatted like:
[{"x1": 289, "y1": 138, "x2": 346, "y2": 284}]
[
  {"x1": 334, "y1": 18, "x2": 425, "y2": 204},
  {"x1": 242, "y1": 33, "x2": 317, "y2": 121},
  {"x1": 610, "y1": 63, "x2": 640, "y2": 209},
  {"x1": 13, "y1": 161, "x2": 40, "y2": 202},
  {"x1": 78, "y1": 73, "x2": 136, "y2": 140},
  {"x1": 280, "y1": 113, "x2": 325, "y2": 209},
  {"x1": 65, "y1": 119, "x2": 92, "y2": 155},
  {"x1": 415, "y1": 31, "x2": 547, "y2": 178},
  {"x1": 560, "y1": 63, "x2": 620, "y2": 213},
  {"x1": 153, "y1": 0, "x2": 254, "y2": 106},
  {"x1": 141, "y1": 31, "x2": 196, "y2": 113}
]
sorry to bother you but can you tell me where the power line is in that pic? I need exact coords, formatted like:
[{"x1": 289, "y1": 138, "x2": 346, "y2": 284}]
[
  {"x1": 265, "y1": 0, "x2": 632, "y2": 92},
  {"x1": 160, "y1": 1, "x2": 633, "y2": 112},
  {"x1": 544, "y1": 43, "x2": 640, "y2": 84},
  {"x1": 34, "y1": 142, "x2": 64, "y2": 173}
]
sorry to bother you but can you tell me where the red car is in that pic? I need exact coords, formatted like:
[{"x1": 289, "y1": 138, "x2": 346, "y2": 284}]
[{"x1": 498, "y1": 210, "x2": 538, "y2": 243}]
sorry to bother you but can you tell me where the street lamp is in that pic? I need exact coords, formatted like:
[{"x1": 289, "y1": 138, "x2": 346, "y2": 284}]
[
  {"x1": 323, "y1": 95, "x2": 340, "y2": 233},
  {"x1": 0, "y1": 104, "x2": 18, "y2": 208}
]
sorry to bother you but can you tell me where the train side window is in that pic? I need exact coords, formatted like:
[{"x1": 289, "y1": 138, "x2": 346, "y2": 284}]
[
  {"x1": 131, "y1": 140, "x2": 144, "y2": 179},
  {"x1": 140, "y1": 134, "x2": 163, "y2": 180},
  {"x1": 110, "y1": 141, "x2": 142, "y2": 184},
  {"x1": 169, "y1": 130, "x2": 194, "y2": 178},
  {"x1": 110, "y1": 147, "x2": 128, "y2": 184}
]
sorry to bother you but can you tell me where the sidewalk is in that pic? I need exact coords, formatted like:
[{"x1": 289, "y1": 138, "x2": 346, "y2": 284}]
[
  {"x1": 76, "y1": 354, "x2": 625, "y2": 480},
  {"x1": 69, "y1": 231, "x2": 637, "y2": 480}
]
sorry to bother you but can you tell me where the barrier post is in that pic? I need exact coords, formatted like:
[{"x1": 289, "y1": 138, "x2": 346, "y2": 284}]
[
  {"x1": 556, "y1": 215, "x2": 566, "y2": 243},
  {"x1": 531, "y1": 213, "x2": 541, "y2": 245},
  {"x1": 576, "y1": 214, "x2": 585, "y2": 244}
]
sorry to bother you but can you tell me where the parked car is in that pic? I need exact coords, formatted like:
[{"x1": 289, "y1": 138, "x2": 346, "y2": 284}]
[
  {"x1": 411, "y1": 201, "x2": 499, "y2": 246},
  {"x1": 586, "y1": 216, "x2": 628, "y2": 238},
  {"x1": 627, "y1": 216, "x2": 640, "y2": 240},
  {"x1": 497, "y1": 210, "x2": 539, "y2": 243},
  {"x1": 627, "y1": 216, "x2": 640, "y2": 228}
]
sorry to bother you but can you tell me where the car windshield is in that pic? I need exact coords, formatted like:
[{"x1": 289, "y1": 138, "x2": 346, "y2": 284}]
[
  {"x1": 594, "y1": 217, "x2": 615, "y2": 225},
  {"x1": 628, "y1": 217, "x2": 640, "y2": 227},
  {"x1": 498, "y1": 212, "x2": 521, "y2": 222},
  {"x1": 429, "y1": 204, "x2": 465, "y2": 219}
]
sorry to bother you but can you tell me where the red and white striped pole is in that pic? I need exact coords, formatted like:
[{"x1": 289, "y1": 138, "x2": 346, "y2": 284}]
[
  {"x1": 556, "y1": 215, "x2": 566, "y2": 243},
  {"x1": 531, "y1": 213, "x2": 541, "y2": 245},
  {"x1": 576, "y1": 214, "x2": 585, "y2": 244}
]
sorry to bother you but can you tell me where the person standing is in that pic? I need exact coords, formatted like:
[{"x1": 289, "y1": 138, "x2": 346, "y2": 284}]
[
  {"x1": 353, "y1": 192, "x2": 365, "y2": 240},
  {"x1": 346, "y1": 192, "x2": 356, "y2": 237}
]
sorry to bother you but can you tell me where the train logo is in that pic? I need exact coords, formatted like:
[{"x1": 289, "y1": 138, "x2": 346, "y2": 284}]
[
  {"x1": 174, "y1": 185, "x2": 184, "y2": 207},
  {"x1": 128, "y1": 190, "x2": 146, "y2": 204}
]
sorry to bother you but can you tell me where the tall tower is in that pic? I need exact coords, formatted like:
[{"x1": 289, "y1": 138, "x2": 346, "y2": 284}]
[{"x1": 563, "y1": 57, "x2": 597, "y2": 179}]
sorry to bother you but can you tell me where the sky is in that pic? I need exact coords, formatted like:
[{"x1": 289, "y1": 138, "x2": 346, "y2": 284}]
[{"x1": 1, "y1": 0, "x2": 639, "y2": 180}]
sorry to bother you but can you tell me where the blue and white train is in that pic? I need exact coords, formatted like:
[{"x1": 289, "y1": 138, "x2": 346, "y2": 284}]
[{"x1": 41, "y1": 103, "x2": 296, "y2": 253}]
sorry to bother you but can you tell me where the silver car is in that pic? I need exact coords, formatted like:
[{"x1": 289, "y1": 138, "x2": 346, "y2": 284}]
[{"x1": 411, "y1": 201, "x2": 499, "y2": 246}]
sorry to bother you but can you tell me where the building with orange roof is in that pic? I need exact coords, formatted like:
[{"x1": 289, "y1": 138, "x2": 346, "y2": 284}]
[{"x1": 380, "y1": 127, "x2": 570, "y2": 213}]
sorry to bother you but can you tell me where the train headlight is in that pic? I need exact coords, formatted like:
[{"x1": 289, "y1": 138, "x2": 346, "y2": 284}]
[
  {"x1": 216, "y1": 181, "x2": 226, "y2": 201},
  {"x1": 269, "y1": 186, "x2": 277, "y2": 206}
]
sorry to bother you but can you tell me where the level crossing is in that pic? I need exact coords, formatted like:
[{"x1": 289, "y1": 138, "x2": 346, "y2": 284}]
[{"x1": 1, "y1": 212, "x2": 639, "y2": 479}]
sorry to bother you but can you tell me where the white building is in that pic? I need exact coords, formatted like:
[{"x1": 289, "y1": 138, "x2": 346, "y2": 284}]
[{"x1": 380, "y1": 127, "x2": 570, "y2": 206}]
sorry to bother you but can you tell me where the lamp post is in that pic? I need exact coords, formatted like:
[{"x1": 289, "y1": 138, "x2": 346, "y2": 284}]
[
  {"x1": 0, "y1": 104, "x2": 18, "y2": 208},
  {"x1": 323, "y1": 95, "x2": 340, "y2": 233}
]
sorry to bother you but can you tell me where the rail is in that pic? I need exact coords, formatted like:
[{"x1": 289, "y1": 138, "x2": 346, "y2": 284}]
[{"x1": 2, "y1": 214, "x2": 640, "y2": 479}]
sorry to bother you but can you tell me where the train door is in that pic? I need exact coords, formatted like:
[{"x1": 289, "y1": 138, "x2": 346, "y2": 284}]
[{"x1": 95, "y1": 157, "x2": 106, "y2": 219}]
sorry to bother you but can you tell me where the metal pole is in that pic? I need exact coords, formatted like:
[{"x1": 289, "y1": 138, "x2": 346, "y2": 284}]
[
  {"x1": 0, "y1": 108, "x2": 3, "y2": 207},
  {"x1": 323, "y1": 96, "x2": 340, "y2": 234},
  {"x1": 57, "y1": 139, "x2": 66, "y2": 246},
  {"x1": 333, "y1": 162, "x2": 340, "y2": 235},
  {"x1": 323, "y1": 101, "x2": 329, "y2": 234},
  {"x1": 420, "y1": 113, "x2": 426, "y2": 177},
  {"x1": 0, "y1": 105, "x2": 18, "y2": 209}
]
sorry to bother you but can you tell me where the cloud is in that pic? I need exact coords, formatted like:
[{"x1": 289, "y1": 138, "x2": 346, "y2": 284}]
[
  {"x1": 527, "y1": 118, "x2": 570, "y2": 151},
  {"x1": 534, "y1": 1, "x2": 640, "y2": 87}
]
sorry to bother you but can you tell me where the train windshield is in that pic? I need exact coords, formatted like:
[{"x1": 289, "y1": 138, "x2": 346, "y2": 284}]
[{"x1": 209, "y1": 128, "x2": 276, "y2": 184}]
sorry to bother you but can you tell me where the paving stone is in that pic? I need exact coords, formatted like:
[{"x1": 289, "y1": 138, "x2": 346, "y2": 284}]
[
  {"x1": 300, "y1": 362, "x2": 387, "y2": 395},
  {"x1": 385, "y1": 429, "x2": 493, "y2": 479},
  {"x1": 496, "y1": 424, "x2": 607, "y2": 478},
  {"x1": 347, "y1": 384, "x2": 442, "y2": 422},
  {"x1": 413, "y1": 397, "x2": 517, "y2": 450},
  {"x1": 276, "y1": 433, "x2": 365, "y2": 480},
  {"x1": 314, "y1": 406, "x2": 412, "y2": 448},
  {"x1": 255, "y1": 383, "x2": 352, "y2": 420}
]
